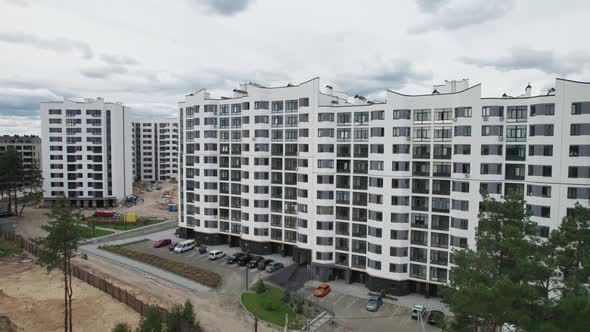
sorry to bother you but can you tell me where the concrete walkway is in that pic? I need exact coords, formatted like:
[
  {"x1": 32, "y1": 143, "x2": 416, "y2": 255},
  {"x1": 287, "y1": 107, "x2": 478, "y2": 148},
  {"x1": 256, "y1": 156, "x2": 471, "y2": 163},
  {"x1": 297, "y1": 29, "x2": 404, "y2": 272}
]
[{"x1": 305, "y1": 280, "x2": 450, "y2": 314}]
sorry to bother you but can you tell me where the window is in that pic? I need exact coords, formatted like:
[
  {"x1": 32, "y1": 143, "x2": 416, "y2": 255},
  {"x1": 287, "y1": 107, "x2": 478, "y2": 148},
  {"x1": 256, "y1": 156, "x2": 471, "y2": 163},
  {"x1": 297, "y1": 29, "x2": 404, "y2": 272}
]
[
  {"x1": 434, "y1": 108, "x2": 452, "y2": 121},
  {"x1": 354, "y1": 112, "x2": 369, "y2": 125},
  {"x1": 507, "y1": 106, "x2": 527, "y2": 122},
  {"x1": 454, "y1": 126, "x2": 471, "y2": 136},
  {"x1": 392, "y1": 127, "x2": 410, "y2": 137},
  {"x1": 482, "y1": 106, "x2": 504, "y2": 118},
  {"x1": 529, "y1": 124, "x2": 554, "y2": 137},
  {"x1": 455, "y1": 107, "x2": 472, "y2": 118},
  {"x1": 506, "y1": 125, "x2": 527, "y2": 142},
  {"x1": 299, "y1": 98, "x2": 309, "y2": 107},
  {"x1": 318, "y1": 113, "x2": 335, "y2": 122},
  {"x1": 413, "y1": 109, "x2": 431, "y2": 123},
  {"x1": 530, "y1": 104, "x2": 555, "y2": 116},
  {"x1": 318, "y1": 128, "x2": 334, "y2": 137},
  {"x1": 272, "y1": 101, "x2": 283, "y2": 113},
  {"x1": 392, "y1": 109, "x2": 411, "y2": 120},
  {"x1": 337, "y1": 113, "x2": 351, "y2": 125},
  {"x1": 371, "y1": 110, "x2": 384, "y2": 120},
  {"x1": 285, "y1": 100, "x2": 298, "y2": 112},
  {"x1": 571, "y1": 102, "x2": 590, "y2": 115},
  {"x1": 570, "y1": 124, "x2": 590, "y2": 136},
  {"x1": 254, "y1": 101, "x2": 269, "y2": 110}
]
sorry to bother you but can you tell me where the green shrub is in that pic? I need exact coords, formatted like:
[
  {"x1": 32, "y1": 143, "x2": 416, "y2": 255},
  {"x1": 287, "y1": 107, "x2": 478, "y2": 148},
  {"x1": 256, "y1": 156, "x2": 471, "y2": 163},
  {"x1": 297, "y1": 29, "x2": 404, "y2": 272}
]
[
  {"x1": 281, "y1": 289, "x2": 291, "y2": 304},
  {"x1": 255, "y1": 279, "x2": 266, "y2": 294},
  {"x1": 263, "y1": 301, "x2": 275, "y2": 311},
  {"x1": 111, "y1": 322, "x2": 132, "y2": 332}
]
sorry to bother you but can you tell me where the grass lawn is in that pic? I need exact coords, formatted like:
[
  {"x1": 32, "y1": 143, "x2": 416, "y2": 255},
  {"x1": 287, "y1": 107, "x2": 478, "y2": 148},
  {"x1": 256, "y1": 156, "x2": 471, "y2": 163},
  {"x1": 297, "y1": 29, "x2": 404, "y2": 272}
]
[
  {"x1": 76, "y1": 225, "x2": 114, "y2": 239},
  {"x1": 0, "y1": 240, "x2": 22, "y2": 257},
  {"x1": 241, "y1": 284, "x2": 296, "y2": 327},
  {"x1": 100, "y1": 244, "x2": 221, "y2": 288},
  {"x1": 85, "y1": 217, "x2": 163, "y2": 231}
]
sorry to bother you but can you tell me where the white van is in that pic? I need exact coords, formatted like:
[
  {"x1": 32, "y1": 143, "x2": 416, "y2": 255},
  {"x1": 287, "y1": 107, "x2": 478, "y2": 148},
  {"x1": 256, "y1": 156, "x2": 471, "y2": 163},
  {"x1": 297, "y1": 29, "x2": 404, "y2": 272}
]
[
  {"x1": 174, "y1": 240, "x2": 195, "y2": 253},
  {"x1": 208, "y1": 250, "x2": 226, "y2": 260}
]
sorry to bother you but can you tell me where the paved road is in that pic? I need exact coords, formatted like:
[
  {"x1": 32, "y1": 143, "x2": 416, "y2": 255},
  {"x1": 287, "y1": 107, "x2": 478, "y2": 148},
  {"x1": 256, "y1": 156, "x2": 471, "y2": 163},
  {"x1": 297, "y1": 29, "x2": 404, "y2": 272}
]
[{"x1": 300, "y1": 286, "x2": 441, "y2": 332}]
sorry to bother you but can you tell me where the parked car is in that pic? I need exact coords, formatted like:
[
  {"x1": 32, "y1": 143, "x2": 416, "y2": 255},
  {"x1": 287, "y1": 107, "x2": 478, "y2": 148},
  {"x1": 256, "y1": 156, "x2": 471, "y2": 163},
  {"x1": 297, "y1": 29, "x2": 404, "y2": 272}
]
[
  {"x1": 153, "y1": 239, "x2": 172, "y2": 248},
  {"x1": 198, "y1": 246, "x2": 207, "y2": 254},
  {"x1": 427, "y1": 310, "x2": 445, "y2": 326},
  {"x1": 365, "y1": 295, "x2": 383, "y2": 312},
  {"x1": 226, "y1": 252, "x2": 244, "y2": 264},
  {"x1": 411, "y1": 304, "x2": 427, "y2": 320},
  {"x1": 174, "y1": 240, "x2": 195, "y2": 253},
  {"x1": 237, "y1": 255, "x2": 253, "y2": 266},
  {"x1": 265, "y1": 262, "x2": 284, "y2": 273},
  {"x1": 314, "y1": 283, "x2": 331, "y2": 297},
  {"x1": 168, "y1": 242, "x2": 178, "y2": 251},
  {"x1": 257, "y1": 259, "x2": 274, "y2": 270},
  {"x1": 247, "y1": 256, "x2": 263, "y2": 269},
  {"x1": 208, "y1": 250, "x2": 226, "y2": 260}
]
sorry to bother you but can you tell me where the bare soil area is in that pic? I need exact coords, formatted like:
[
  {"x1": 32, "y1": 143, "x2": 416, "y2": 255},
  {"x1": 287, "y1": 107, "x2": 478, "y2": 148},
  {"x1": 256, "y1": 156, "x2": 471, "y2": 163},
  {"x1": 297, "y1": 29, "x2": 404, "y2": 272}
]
[
  {"x1": 0, "y1": 256, "x2": 140, "y2": 332},
  {"x1": 111, "y1": 180, "x2": 178, "y2": 220},
  {"x1": 73, "y1": 256, "x2": 278, "y2": 332}
]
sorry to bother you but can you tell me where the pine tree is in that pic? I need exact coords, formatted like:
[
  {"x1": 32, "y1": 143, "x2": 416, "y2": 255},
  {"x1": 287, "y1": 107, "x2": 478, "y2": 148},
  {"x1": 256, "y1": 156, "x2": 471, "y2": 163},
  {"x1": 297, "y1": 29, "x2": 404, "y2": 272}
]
[{"x1": 35, "y1": 197, "x2": 82, "y2": 332}]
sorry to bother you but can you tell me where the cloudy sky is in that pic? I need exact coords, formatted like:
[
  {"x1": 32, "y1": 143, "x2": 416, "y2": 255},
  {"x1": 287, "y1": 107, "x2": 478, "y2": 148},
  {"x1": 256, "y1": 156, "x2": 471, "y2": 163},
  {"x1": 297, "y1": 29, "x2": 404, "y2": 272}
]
[{"x1": 1, "y1": 0, "x2": 589, "y2": 135}]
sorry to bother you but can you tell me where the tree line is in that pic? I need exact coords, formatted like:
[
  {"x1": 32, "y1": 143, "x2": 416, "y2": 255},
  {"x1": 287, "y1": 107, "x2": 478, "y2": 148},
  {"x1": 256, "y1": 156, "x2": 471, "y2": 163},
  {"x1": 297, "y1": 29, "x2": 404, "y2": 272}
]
[
  {"x1": 0, "y1": 148, "x2": 43, "y2": 215},
  {"x1": 444, "y1": 193, "x2": 590, "y2": 331}
]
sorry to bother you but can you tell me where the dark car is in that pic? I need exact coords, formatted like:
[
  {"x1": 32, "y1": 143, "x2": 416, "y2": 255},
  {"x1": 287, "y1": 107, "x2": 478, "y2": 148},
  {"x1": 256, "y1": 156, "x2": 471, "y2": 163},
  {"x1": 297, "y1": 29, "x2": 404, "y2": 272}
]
[
  {"x1": 153, "y1": 239, "x2": 172, "y2": 248},
  {"x1": 265, "y1": 262, "x2": 284, "y2": 273},
  {"x1": 427, "y1": 310, "x2": 445, "y2": 326},
  {"x1": 168, "y1": 242, "x2": 178, "y2": 251},
  {"x1": 226, "y1": 252, "x2": 244, "y2": 264},
  {"x1": 237, "y1": 255, "x2": 253, "y2": 266},
  {"x1": 247, "y1": 256, "x2": 263, "y2": 269},
  {"x1": 257, "y1": 259, "x2": 274, "y2": 270}
]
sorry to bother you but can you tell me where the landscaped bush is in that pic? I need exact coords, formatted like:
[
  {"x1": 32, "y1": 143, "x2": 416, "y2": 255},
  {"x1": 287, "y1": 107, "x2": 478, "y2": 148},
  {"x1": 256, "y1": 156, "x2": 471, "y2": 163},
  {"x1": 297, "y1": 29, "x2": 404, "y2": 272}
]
[
  {"x1": 100, "y1": 245, "x2": 221, "y2": 288},
  {"x1": 255, "y1": 279, "x2": 267, "y2": 294}
]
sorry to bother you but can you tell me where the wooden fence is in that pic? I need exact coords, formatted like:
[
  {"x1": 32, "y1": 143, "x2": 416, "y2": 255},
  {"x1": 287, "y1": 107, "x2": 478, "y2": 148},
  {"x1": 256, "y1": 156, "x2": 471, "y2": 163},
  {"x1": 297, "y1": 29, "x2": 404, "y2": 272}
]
[{"x1": 1, "y1": 230, "x2": 196, "y2": 332}]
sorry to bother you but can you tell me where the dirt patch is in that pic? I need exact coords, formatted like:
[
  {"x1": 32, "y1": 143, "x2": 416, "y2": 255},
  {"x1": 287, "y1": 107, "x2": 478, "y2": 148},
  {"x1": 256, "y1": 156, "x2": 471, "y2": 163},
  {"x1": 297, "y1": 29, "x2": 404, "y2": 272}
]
[
  {"x1": 0, "y1": 315, "x2": 17, "y2": 332},
  {"x1": 72, "y1": 256, "x2": 278, "y2": 332},
  {"x1": 0, "y1": 256, "x2": 140, "y2": 332}
]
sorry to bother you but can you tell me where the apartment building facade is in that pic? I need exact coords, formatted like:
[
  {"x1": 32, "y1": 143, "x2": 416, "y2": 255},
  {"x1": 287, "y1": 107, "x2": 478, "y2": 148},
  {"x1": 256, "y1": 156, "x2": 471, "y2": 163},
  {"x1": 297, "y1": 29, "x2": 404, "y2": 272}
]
[
  {"x1": 177, "y1": 77, "x2": 590, "y2": 296},
  {"x1": 132, "y1": 118, "x2": 179, "y2": 182},
  {"x1": 40, "y1": 98, "x2": 133, "y2": 207},
  {"x1": 0, "y1": 135, "x2": 42, "y2": 177}
]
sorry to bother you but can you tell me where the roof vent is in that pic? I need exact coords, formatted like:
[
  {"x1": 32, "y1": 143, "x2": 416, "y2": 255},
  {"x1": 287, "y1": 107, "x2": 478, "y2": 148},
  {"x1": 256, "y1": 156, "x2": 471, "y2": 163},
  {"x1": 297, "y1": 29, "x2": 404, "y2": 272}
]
[
  {"x1": 502, "y1": 93, "x2": 508, "y2": 98},
  {"x1": 432, "y1": 89, "x2": 439, "y2": 95},
  {"x1": 287, "y1": 83, "x2": 294, "y2": 87},
  {"x1": 547, "y1": 87, "x2": 555, "y2": 95}
]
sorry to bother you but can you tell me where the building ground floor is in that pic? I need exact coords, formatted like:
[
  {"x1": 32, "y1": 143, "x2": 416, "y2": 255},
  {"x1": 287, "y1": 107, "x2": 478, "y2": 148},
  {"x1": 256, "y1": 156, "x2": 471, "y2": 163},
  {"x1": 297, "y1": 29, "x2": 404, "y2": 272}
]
[
  {"x1": 178, "y1": 227, "x2": 444, "y2": 297},
  {"x1": 43, "y1": 197, "x2": 118, "y2": 208}
]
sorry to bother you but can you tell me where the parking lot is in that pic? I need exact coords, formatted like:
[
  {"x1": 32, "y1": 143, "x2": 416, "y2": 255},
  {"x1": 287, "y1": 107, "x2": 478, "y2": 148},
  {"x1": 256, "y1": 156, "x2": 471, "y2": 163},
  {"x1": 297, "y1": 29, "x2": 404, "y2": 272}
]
[
  {"x1": 299, "y1": 286, "x2": 442, "y2": 332},
  {"x1": 122, "y1": 238, "x2": 293, "y2": 295}
]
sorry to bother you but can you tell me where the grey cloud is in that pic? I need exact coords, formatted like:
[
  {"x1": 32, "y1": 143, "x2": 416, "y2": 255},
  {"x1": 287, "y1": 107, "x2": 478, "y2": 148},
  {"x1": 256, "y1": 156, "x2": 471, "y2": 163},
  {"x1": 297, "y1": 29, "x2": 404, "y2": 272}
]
[
  {"x1": 334, "y1": 59, "x2": 432, "y2": 97},
  {"x1": 100, "y1": 54, "x2": 139, "y2": 66},
  {"x1": 460, "y1": 48, "x2": 590, "y2": 75},
  {"x1": 415, "y1": 0, "x2": 449, "y2": 13},
  {"x1": 4, "y1": 0, "x2": 29, "y2": 7},
  {"x1": 0, "y1": 31, "x2": 93, "y2": 59},
  {"x1": 0, "y1": 87, "x2": 57, "y2": 117},
  {"x1": 80, "y1": 65, "x2": 128, "y2": 79},
  {"x1": 195, "y1": 0, "x2": 255, "y2": 16},
  {"x1": 409, "y1": 0, "x2": 515, "y2": 34}
]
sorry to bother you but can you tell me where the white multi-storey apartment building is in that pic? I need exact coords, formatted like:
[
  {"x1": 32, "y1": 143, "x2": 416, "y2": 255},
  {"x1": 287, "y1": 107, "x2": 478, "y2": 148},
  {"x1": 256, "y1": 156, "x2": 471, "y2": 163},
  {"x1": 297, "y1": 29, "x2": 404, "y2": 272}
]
[
  {"x1": 132, "y1": 118, "x2": 179, "y2": 182},
  {"x1": 177, "y1": 77, "x2": 590, "y2": 296},
  {"x1": 40, "y1": 98, "x2": 133, "y2": 207},
  {"x1": 0, "y1": 135, "x2": 42, "y2": 177}
]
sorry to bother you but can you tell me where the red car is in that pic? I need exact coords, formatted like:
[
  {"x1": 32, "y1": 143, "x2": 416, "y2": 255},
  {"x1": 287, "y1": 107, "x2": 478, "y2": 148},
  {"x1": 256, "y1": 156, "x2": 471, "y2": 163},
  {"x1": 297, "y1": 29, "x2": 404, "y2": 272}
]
[
  {"x1": 314, "y1": 283, "x2": 331, "y2": 297},
  {"x1": 153, "y1": 239, "x2": 172, "y2": 248}
]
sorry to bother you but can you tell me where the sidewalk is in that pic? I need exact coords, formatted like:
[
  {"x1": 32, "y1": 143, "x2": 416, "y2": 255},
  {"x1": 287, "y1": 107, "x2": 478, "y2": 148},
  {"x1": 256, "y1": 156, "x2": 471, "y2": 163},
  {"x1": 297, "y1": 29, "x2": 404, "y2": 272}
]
[{"x1": 305, "y1": 280, "x2": 450, "y2": 314}]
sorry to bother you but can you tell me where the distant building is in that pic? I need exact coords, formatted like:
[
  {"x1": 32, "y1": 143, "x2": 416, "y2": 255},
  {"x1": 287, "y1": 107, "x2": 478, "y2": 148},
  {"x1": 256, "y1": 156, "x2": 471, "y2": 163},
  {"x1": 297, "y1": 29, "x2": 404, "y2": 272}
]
[
  {"x1": 40, "y1": 98, "x2": 133, "y2": 207},
  {"x1": 177, "y1": 77, "x2": 590, "y2": 296},
  {"x1": 132, "y1": 118, "x2": 179, "y2": 182},
  {"x1": 0, "y1": 134, "x2": 42, "y2": 174}
]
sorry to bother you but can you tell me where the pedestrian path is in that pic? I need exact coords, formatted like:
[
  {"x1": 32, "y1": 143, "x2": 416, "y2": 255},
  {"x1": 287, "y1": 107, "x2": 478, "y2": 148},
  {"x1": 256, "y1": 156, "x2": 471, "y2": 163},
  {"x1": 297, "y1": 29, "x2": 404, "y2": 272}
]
[{"x1": 304, "y1": 280, "x2": 449, "y2": 314}]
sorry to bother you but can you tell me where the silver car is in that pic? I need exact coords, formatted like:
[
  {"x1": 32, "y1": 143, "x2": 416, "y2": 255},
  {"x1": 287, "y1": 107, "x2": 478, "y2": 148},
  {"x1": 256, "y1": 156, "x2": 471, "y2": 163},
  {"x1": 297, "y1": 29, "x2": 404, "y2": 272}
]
[{"x1": 366, "y1": 295, "x2": 383, "y2": 311}]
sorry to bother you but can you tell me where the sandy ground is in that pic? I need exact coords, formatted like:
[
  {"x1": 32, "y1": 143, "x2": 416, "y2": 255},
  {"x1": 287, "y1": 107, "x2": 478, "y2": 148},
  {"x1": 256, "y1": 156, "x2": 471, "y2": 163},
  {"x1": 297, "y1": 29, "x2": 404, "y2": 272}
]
[
  {"x1": 111, "y1": 180, "x2": 178, "y2": 220},
  {"x1": 0, "y1": 256, "x2": 140, "y2": 332},
  {"x1": 72, "y1": 256, "x2": 278, "y2": 332},
  {"x1": 12, "y1": 207, "x2": 49, "y2": 239}
]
